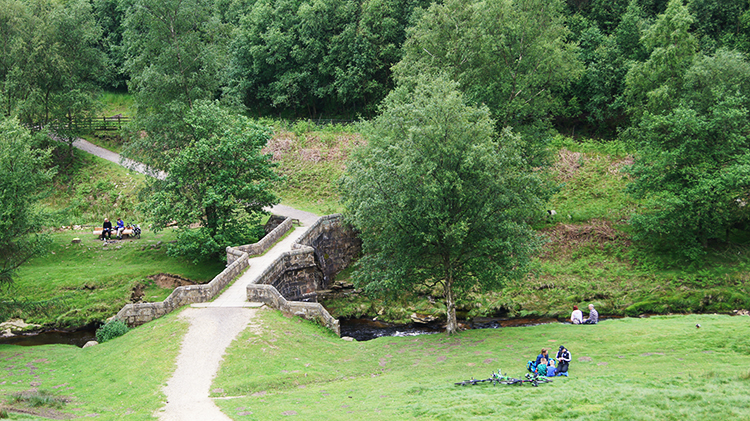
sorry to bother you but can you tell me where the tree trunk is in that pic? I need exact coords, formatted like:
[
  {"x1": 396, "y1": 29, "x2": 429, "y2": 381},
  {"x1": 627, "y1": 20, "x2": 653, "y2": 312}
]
[{"x1": 444, "y1": 272, "x2": 458, "y2": 335}]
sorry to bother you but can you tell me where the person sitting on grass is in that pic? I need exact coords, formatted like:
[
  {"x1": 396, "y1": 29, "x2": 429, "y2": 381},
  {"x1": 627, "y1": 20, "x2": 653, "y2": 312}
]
[
  {"x1": 535, "y1": 348, "x2": 551, "y2": 366},
  {"x1": 583, "y1": 304, "x2": 599, "y2": 324},
  {"x1": 556, "y1": 345, "x2": 571, "y2": 376},
  {"x1": 102, "y1": 218, "x2": 112, "y2": 240},
  {"x1": 535, "y1": 358, "x2": 548, "y2": 376},
  {"x1": 115, "y1": 217, "x2": 125, "y2": 239},
  {"x1": 571, "y1": 305, "x2": 583, "y2": 324}
]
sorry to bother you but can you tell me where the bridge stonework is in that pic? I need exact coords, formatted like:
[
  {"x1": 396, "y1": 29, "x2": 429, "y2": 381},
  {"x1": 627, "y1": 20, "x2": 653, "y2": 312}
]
[
  {"x1": 115, "y1": 214, "x2": 359, "y2": 337},
  {"x1": 247, "y1": 214, "x2": 361, "y2": 336}
]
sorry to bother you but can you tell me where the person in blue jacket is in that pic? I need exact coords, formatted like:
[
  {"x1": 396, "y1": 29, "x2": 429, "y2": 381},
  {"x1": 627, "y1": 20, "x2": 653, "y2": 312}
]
[{"x1": 115, "y1": 217, "x2": 125, "y2": 239}]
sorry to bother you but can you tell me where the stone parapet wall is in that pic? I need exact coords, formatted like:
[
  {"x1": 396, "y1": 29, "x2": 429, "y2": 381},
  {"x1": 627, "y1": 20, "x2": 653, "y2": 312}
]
[
  {"x1": 293, "y1": 214, "x2": 341, "y2": 249},
  {"x1": 246, "y1": 214, "x2": 357, "y2": 336},
  {"x1": 115, "y1": 215, "x2": 294, "y2": 327},
  {"x1": 232, "y1": 217, "x2": 294, "y2": 260},
  {"x1": 247, "y1": 284, "x2": 340, "y2": 336}
]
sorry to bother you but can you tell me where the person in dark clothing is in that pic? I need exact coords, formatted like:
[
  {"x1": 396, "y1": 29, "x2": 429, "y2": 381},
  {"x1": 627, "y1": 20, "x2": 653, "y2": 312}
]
[
  {"x1": 535, "y1": 348, "x2": 551, "y2": 366},
  {"x1": 102, "y1": 218, "x2": 112, "y2": 240},
  {"x1": 556, "y1": 345, "x2": 571, "y2": 376}
]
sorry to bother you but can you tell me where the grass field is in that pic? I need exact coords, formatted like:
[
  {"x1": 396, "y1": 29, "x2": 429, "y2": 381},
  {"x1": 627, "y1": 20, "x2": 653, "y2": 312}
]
[
  {"x1": 0, "y1": 310, "x2": 187, "y2": 419},
  {"x1": 1, "y1": 230, "x2": 225, "y2": 328},
  {"x1": 2, "y1": 310, "x2": 748, "y2": 420},
  {"x1": 210, "y1": 311, "x2": 750, "y2": 420}
]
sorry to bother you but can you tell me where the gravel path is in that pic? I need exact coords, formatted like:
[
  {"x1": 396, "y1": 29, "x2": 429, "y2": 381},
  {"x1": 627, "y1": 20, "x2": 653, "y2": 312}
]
[
  {"x1": 67, "y1": 138, "x2": 323, "y2": 420},
  {"x1": 69, "y1": 137, "x2": 167, "y2": 179}
]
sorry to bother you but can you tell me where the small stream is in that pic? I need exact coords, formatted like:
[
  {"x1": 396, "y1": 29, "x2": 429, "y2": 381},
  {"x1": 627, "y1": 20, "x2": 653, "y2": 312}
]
[
  {"x1": 339, "y1": 316, "x2": 561, "y2": 341},
  {"x1": 0, "y1": 328, "x2": 96, "y2": 348}
]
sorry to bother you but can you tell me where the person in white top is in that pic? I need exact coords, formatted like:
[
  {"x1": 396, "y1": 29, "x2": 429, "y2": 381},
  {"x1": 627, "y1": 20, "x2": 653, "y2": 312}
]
[{"x1": 570, "y1": 305, "x2": 583, "y2": 324}]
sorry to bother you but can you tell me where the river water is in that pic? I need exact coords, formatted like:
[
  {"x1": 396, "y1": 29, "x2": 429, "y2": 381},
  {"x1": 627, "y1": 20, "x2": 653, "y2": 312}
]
[
  {"x1": 0, "y1": 328, "x2": 96, "y2": 348},
  {"x1": 339, "y1": 316, "x2": 562, "y2": 341}
]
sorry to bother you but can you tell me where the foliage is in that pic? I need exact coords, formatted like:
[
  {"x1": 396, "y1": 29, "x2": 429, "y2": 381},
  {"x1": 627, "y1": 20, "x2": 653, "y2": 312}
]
[
  {"x1": 0, "y1": 0, "x2": 107, "y2": 149},
  {"x1": 141, "y1": 101, "x2": 280, "y2": 262},
  {"x1": 0, "y1": 118, "x2": 56, "y2": 284},
  {"x1": 226, "y1": 0, "x2": 430, "y2": 119},
  {"x1": 95, "y1": 318, "x2": 130, "y2": 343},
  {"x1": 625, "y1": 49, "x2": 750, "y2": 261},
  {"x1": 395, "y1": 0, "x2": 582, "y2": 161},
  {"x1": 623, "y1": 0, "x2": 699, "y2": 119},
  {"x1": 341, "y1": 76, "x2": 547, "y2": 334},
  {"x1": 121, "y1": 0, "x2": 230, "y2": 171}
]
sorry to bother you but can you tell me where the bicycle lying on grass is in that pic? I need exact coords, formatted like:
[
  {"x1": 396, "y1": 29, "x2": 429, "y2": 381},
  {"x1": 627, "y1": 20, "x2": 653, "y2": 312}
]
[{"x1": 455, "y1": 370, "x2": 553, "y2": 387}]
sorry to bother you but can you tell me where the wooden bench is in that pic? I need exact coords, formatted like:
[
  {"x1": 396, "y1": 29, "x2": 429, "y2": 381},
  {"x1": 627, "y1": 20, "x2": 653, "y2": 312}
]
[{"x1": 93, "y1": 228, "x2": 135, "y2": 239}]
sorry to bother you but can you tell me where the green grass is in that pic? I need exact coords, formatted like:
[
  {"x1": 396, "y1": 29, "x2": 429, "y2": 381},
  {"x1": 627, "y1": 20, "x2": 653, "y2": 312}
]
[
  {"x1": 265, "y1": 124, "x2": 360, "y2": 215},
  {"x1": 1, "y1": 229, "x2": 225, "y2": 328},
  {"x1": 213, "y1": 310, "x2": 750, "y2": 421},
  {"x1": 98, "y1": 92, "x2": 134, "y2": 117},
  {"x1": 44, "y1": 148, "x2": 147, "y2": 226},
  {"x1": 0, "y1": 309, "x2": 188, "y2": 420}
]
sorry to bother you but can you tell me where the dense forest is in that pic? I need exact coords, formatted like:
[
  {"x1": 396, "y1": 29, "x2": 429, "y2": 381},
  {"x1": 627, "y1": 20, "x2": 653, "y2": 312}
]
[{"x1": 3, "y1": 0, "x2": 750, "y2": 266}]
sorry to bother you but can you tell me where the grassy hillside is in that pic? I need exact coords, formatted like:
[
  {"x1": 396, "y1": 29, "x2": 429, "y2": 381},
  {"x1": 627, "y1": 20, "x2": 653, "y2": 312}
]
[
  {"x1": 272, "y1": 132, "x2": 750, "y2": 321},
  {"x1": 0, "y1": 310, "x2": 187, "y2": 419},
  {"x1": 43, "y1": 148, "x2": 147, "y2": 226},
  {"x1": 262, "y1": 120, "x2": 362, "y2": 215},
  {"x1": 1, "y1": 230, "x2": 224, "y2": 328}
]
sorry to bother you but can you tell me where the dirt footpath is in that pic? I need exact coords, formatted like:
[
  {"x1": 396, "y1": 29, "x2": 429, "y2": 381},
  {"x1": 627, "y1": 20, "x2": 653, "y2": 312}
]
[{"x1": 156, "y1": 307, "x2": 257, "y2": 421}]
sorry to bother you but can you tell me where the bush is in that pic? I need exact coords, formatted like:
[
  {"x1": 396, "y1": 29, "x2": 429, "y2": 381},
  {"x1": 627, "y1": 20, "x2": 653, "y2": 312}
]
[{"x1": 96, "y1": 318, "x2": 130, "y2": 343}]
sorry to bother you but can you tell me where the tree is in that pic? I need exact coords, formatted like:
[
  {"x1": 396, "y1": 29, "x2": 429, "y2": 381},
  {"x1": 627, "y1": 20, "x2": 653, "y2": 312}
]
[
  {"x1": 394, "y1": 0, "x2": 582, "y2": 162},
  {"x1": 0, "y1": 0, "x2": 106, "y2": 151},
  {"x1": 142, "y1": 101, "x2": 280, "y2": 262},
  {"x1": 121, "y1": 0, "x2": 229, "y2": 170},
  {"x1": 226, "y1": 0, "x2": 430, "y2": 118},
  {"x1": 340, "y1": 76, "x2": 546, "y2": 334},
  {"x1": 0, "y1": 117, "x2": 55, "y2": 284},
  {"x1": 623, "y1": 0, "x2": 698, "y2": 119},
  {"x1": 626, "y1": 50, "x2": 750, "y2": 260}
]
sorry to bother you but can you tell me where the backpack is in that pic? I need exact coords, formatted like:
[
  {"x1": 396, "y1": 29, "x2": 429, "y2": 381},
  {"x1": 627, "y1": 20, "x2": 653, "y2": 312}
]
[{"x1": 526, "y1": 360, "x2": 537, "y2": 373}]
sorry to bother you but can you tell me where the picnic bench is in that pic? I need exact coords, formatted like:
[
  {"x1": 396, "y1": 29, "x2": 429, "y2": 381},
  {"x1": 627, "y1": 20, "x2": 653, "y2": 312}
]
[{"x1": 93, "y1": 228, "x2": 137, "y2": 239}]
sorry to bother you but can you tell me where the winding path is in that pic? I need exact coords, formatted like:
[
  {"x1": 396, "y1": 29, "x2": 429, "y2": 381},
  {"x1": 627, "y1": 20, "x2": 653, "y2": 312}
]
[{"x1": 69, "y1": 138, "x2": 320, "y2": 420}]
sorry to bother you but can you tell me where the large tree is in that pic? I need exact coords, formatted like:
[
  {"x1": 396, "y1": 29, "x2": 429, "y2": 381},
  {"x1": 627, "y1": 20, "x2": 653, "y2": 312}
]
[
  {"x1": 121, "y1": 0, "x2": 229, "y2": 170},
  {"x1": 0, "y1": 117, "x2": 55, "y2": 284},
  {"x1": 0, "y1": 0, "x2": 106, "y2": 150},
  {"x1": 142, "y1": 101, "x2": 280, "y2": 262},
  {"x1": 341, "y1": 76, "x2": 546, "y2": 334}
]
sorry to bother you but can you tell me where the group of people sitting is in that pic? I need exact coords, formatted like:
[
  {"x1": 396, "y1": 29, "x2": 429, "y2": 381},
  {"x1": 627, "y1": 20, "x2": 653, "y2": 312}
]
[
  {"x1": 570, "y1": 304, "x2": 598, "y2": 325},
  {"x1": 101, "y1": 217, "x2": 126, "y2": 240},
  {"x1": 528, "y1": 346, "x2": 571, "y2": 377}
]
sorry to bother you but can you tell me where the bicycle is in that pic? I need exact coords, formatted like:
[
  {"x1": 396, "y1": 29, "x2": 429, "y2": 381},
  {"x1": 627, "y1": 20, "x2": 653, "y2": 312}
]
[{"x1": 455, "y1": 369, "x2": 553, "y2": 387}]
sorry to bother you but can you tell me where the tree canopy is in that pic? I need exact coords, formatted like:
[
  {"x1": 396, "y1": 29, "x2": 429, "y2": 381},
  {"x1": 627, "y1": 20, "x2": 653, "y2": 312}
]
[
  {"x1": 0, "y1": 117, "x2": 55, "y2": 284},
  {"x1": 341, "y1": 76, "x2": 546, "y2": 334},
  {"x1": 141, "y1": 101, "x2": 280, "y2": 262}
]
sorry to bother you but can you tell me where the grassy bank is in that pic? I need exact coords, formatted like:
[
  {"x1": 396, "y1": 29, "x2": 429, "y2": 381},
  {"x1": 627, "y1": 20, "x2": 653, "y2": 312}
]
[
  {"x1": 1, "y1": 230, "x2": 224, "y2": 328},
  {"x1": 43, "y1": 148, "x2": 147, "y2": 226},
  {"x1": 262, "y1": 121, "x2": 361, "y2": 215},
  {"x1": 212, "y1": 310, "x2": 750, "y2": 420},
  {"x1": 2, "y1": 307, "x2": 748, "y2": 419},
  {"x1": 320, "y1": 136, "x2": 750, "y2": 322},
  {"x1": 0, "y1": 310, "x2": 186, "y2": 419}
]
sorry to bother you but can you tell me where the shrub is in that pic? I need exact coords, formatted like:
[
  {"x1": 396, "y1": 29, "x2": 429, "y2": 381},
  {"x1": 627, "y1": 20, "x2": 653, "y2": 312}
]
[
  {"x1": 96, "y1": 318, "x2": 130, "y2": 343},
  {"x1": 9, "y1": 390, "x2": 67, "y2": 409}
]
